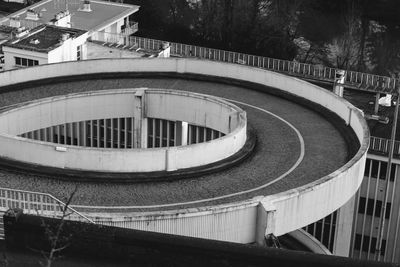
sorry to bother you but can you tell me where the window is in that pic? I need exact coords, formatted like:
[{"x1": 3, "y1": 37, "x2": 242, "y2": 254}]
[
  {"x1": 371, "y1": 160, "x2": 379, "y2": 178},
  {"x1": 365, "y1": 159, "x2": 396, "y2": 181},
  {"x1": 77, "y1": 45, "x2": 82, "y2": 61},
  {"x1": 378, "y1": 161, "x2": 396, "y2": 181},
  {"x1": 14, "y1": 56, "x2": 38, "y2": 67},
  {"x1": 354, "y1": 234, "x2": 386, "y2": 256},
  {"x1": 358, "y1": 197, "x2": 391, "y2": 219}
]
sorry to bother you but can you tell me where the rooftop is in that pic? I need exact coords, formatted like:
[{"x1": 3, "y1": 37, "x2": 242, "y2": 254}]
[
  {"x1": 1, "y1": 0, "x2": 139, "y2": 32},
  {"x1": 0, "y1": 24, "x2": 17, "y2": 43},
  {"x1": 0, "y1": 25, "x2": 15, "y2": 35},
  {"x1": 0, "y1": 71, "x2": 352, "y2": 210},
  {"x1": 3, "y1": 24, "x2": 86, "y2": 53}
]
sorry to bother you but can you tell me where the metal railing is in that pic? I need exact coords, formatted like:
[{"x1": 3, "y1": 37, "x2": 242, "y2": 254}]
[
  {"x1": 0, "y1": 187, "x2": 94, "y2": 223},
  {"x1": 369, "y1": 136, "x2": 400, "y2": 157},
  {"x1": 127, "y1": 35, "x2": 398, "y2": 94},
  {"x1": 121, "y1": 21, "x2": 138, "y2": 36}
]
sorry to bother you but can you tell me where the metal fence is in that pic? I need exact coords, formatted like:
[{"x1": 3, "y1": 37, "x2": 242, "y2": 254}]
[
  {"x1": 369, "y1": 136, "x2": 400, "y2": 157},
  {"x1": 0, "y1": 187, "x2": 94, "y2": 223},
  {"x1": 303, "y1": 211, "x2": 338, "y2": 252},
  {"x1": 126, "y1": 35, "x2": 398, "y2": 94}
]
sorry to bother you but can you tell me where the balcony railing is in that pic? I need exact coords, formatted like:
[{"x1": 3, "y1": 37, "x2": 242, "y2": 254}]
[
  {"x1": 121, "y1": 21, "x2": 138, "y2": 36},
  {"x1": 369, "y1": 136, "x2": 400, "y2": 157}
]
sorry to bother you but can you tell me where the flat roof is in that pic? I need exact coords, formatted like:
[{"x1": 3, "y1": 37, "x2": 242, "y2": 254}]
[
  {"x1": 3, "y1": 25, "x2": 86, "y2": 53},
  {"x1": 0, "y1": 25, "x2": 15, "y2": 42},
  {"x1": 0, "y1": 74, "x2": 352, "y2": 210},
  {"x1": 2, "y1": 0, "x2": 139, "y2": 32}
]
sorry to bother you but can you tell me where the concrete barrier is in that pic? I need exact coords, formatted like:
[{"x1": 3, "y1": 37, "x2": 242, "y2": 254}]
[
  {"x1": 0, "y1": 58, "x2": 369, "y2": 243},
  {"x1": 0, "y1": 88, "x2": 246, "y2": 172}
]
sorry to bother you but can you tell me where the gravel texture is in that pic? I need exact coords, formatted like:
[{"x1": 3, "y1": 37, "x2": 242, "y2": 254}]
[{"x1": 0, "y1": 77, "x2": 350, "y2": 211}]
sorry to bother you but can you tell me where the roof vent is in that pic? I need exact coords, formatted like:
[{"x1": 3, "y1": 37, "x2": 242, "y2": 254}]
[
  {"x1": 15, "y1": 26, "x2": 29, "y2": 38},
  {"x1": 25, "y1": 9, "x2": 39, "y2": 21},
  {"x1": 79, "y1": 0, "x2": 92, "y2": 12},
  {"x1": 9, "y1": 17, "x2": 21, "y2": 28},
  {"x1": 61, "y1": 33, "x2": 70, "y2": 42},
  {"x1": 29, "y1": 38, "x2": 40, "y2": 45}
]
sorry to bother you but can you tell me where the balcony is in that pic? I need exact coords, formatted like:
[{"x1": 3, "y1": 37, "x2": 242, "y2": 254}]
[{"x1": 121, "y1": 21, "x2": 138, "y2": 36}]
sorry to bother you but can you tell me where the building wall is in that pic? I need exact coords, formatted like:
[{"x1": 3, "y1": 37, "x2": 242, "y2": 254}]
[
  {"x1": 48, "y1": 33, "x2": 88, "y2": 63},
  {"x1": 350, "y1": 153, "x2": 400, "y2": 262},
  {"x1": 2, "y1": 46, "x2": 48, "y2": 70},
  {"x1": 306, "y1": 148, "x2": 400, "y2": 263},
  {"x1": 3, "y1": 33, "x2": 88, "y2": 70}
]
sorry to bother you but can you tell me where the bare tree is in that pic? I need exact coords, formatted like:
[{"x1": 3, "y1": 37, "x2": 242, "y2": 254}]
[{"x1": 38, "y1": 187, "x2": 78, "y2": 267}]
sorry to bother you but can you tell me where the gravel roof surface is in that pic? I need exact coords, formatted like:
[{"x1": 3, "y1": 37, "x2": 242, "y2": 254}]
[{"x1": 0, "y1": 77, "x2": 350, "y2": 211}]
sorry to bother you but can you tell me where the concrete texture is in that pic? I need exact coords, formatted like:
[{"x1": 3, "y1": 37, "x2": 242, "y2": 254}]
[{"x1": 0, "y1": 76, "x2": 349, "y2": 210}]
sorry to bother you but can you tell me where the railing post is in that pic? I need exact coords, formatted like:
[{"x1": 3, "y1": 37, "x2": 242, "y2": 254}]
[
  {"x1": 374, "y1": 93, "x2": 380, "y2": 115},
  {"x1": 333, "y1": 69, "x2": 346, "y2": 97}
]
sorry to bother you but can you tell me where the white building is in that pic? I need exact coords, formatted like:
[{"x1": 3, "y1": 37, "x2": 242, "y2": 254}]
[
  {"x1": 2, "y1": 24, "x2": 87, "y2": 70},
  {"x1": 0, "y1": 0, "x2": 139, "y2": 37}
]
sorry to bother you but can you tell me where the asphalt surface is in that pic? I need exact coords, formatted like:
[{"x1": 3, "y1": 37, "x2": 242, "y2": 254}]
[{"x1": 0, "y1": 76, "x2": 350, "y2": 211}]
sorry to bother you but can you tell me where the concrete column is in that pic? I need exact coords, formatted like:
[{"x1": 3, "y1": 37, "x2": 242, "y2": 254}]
[
  {"x1": 124, "y1": 118, "x2": 128, "y2": 148},
  {"x1": 141, "y1": 118, "x2": 148, "y2": 148},
  {"x1": 81, "y1": 121, "x2": 86, "y2": 146},
  {"x1": 175, "y1": 121, "x2": 188, "y2": 146},
  {"x1": 333, "y1": 195, "x2": 356, "y2": 257},
  {"x1": 181, "y1": 122, "x2": 188, "y2": 146},
  {"x1": 255, "y1": 199, "x2": 276, "y2": 246},
  {"x1": 333, "y1": 70, "x2": 346, "y2": 97},
  {"x1": 374, "y1": 93, "x2": 380, "y2": 115},
  {"x1": 96, "y1": 120, "x2": 100, "y2": 148},
  {"x1": 103, "y1": 119, "x2": 107, "y2": 148},
  {"x1": 90, "y1": 121, "x2": 94, "y2": 147},
  {"x1": 133, "y1": 89, "x2": 147, "y2": 148}
]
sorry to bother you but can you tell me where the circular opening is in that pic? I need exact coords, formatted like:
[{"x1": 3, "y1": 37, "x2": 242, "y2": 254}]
[{"x1": 0, "y1": 88, "x2": 250, "y2": 177}]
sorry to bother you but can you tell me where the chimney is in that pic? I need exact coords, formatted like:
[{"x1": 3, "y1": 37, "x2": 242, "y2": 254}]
[
  {"x1": 61, "y1": 33, "x2": 70, "y2": 42},
  {"x1": 79, "y1": 0, "x2": 92, "y2": 12},
  {"x1": 9, "y1": 17, "x2": 21, "y2": 28},
  {"x1": 29, "y1": 38, "x2": 40, "y2": 45},
  {"x1": 25, "y1": 9, "x2": 39, "y2": 21},
  {"x1": 15, "y1": 26, "x2": 29, "y2": 38},
  {"x1": 50, "y1": 10, "x2": 71, "y2": 28}
]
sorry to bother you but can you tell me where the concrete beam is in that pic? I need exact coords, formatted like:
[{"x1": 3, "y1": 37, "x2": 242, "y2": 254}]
[
  {"x1": 255, "y1": 199, "x2": 276, "y2": 246},
  {"x1": 333, "y1": 195, "x2": 356, "y2": 257}
]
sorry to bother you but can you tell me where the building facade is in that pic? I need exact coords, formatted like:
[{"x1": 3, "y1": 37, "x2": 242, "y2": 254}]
[
  {"x1": 349, "y1": 138, "x2": 400, "y2": 262},
  {"x1": 2, "y1": 24, "x2": 87, "y2": 70}
]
